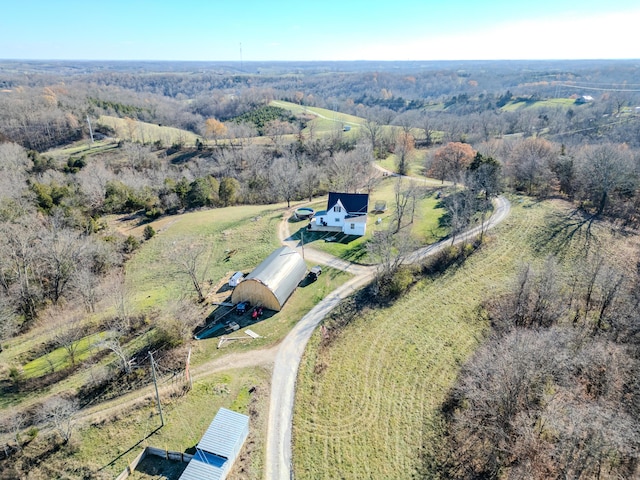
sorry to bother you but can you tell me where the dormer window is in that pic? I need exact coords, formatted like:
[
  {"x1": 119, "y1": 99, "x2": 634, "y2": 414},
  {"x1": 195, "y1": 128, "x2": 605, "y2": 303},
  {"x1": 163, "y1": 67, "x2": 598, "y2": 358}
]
[{"x1": 334, "y1": 205, "x2": 342, "y2": 212}]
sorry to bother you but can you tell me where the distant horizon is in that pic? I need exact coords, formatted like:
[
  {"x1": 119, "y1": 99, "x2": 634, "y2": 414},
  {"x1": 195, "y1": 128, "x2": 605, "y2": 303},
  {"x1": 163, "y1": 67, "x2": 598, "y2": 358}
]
[
  {"x1": 2, "y1": 58, "x2": 639, "y2": 64},
  {"x1": 1, "y1": 1, "x2": 639, "y2": 62}
]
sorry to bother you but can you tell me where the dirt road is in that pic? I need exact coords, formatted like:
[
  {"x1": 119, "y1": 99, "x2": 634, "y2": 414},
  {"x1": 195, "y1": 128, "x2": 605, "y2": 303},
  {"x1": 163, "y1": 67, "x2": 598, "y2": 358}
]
[{"x1": 265, "y1": 195, "x2": 510, "y2": 480}]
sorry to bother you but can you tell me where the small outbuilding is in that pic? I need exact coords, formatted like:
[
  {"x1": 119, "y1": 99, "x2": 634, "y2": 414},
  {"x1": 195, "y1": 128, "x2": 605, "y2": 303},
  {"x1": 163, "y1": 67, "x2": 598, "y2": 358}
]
[
  {"x1": 231, "y1": 246, "x2": 306, "y2": 311},
  {"x1": 179, "y1": 407, "x2": 249, "y2": 480}
]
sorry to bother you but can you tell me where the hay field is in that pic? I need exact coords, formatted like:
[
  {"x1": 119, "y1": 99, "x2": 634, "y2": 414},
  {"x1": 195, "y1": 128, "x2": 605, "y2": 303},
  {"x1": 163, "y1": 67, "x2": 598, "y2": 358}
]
[{"x1": 292, "y1": 198, "x2": 577, "y2": 478}]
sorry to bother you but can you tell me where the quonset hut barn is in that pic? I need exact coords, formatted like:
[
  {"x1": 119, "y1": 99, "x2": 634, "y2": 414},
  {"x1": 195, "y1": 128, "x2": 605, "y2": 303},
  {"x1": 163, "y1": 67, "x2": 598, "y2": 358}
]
[{"x1": 231, "y1": 246, "x2": 306, "y2": 311}]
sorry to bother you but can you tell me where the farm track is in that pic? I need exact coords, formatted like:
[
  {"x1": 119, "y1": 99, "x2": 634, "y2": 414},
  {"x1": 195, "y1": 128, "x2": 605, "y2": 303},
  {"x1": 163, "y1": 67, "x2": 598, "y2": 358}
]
[
  {"x1": 266, "y1": 195, "x2": 512, "y2": 479},
  {"x1": 71, "y1": 345, "x2": 278, "y2": 430}
]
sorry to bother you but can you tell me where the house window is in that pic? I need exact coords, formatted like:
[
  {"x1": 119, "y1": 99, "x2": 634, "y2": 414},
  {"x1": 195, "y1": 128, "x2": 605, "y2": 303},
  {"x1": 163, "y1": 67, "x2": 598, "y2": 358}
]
[
  {"x1": 350, "y1": 223, "x2": 355, "y2": 230},
  {"x1": 334, "y1": 206, "x2": 342, "y2": 212},
  {"x1": 335, "y1": 218, "x2": 340, "y2": 222}
]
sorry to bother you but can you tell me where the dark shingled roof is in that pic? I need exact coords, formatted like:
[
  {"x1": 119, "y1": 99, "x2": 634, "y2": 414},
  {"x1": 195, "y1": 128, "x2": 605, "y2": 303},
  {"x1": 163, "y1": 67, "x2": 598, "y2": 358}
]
[{"x1": 327, "y1": 192, "x2": 369, "y2": 215}]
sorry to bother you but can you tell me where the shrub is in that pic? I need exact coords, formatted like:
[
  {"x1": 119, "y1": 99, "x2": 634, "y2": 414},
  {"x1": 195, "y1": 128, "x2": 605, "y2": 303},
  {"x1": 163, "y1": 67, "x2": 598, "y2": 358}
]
[
  {"x1": 143, "y1": 225, "x2": 156, "y2": 240},
  {"x1": 122, "y1": 235, "x2": 139, "y2": 253}
]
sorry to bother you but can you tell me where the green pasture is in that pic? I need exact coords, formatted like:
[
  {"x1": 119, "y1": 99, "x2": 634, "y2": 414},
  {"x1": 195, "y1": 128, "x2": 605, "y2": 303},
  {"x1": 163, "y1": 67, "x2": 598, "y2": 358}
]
[
  {"x1": 124, "y1": 204, "x2": 285, "y2": 310},
  {"x1": 271, "y1": 100, "x2": 363, "y2": 137},
  {"x1": 293, "y1": 197, "x2": 608, "y2": 478},
  {"x1": 501, "y1": 97, "x2": 578, "y2": 111},
  {"x1": 98, "y1": 115, "x2": 202, "y2": 146},
  {"x1": 45, "y1": 138, "x2": 119, "y2": 161},
  {"x1": 271, "y1": 100, "x2": 364, "y2": 127},
  {"x1": 22, "y1": 332, "x2": 107, "y2": 379}
]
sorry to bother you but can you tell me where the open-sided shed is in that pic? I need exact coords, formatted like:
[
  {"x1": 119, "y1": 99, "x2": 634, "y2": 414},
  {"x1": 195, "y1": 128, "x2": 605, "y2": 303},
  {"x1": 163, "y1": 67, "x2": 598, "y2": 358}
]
[
  {"x1": 179, "y1": 407, "x2": 249, "y2": 480},
  {"x1": 231, "y1": 246, "x2": 306, "y2": 311}
]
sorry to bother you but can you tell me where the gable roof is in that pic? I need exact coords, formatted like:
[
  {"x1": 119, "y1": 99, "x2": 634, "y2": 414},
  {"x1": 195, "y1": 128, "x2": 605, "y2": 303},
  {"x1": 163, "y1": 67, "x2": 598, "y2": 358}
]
[{"x1": 327, "y1": 192, "x2": 369, "y2": 215}]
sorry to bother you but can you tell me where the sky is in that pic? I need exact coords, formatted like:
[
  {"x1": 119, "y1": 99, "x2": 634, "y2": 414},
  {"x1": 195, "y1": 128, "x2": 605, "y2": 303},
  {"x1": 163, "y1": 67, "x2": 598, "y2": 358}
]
[{"x1": 1, "y1": 0, "x2": 639, "y2": 62}]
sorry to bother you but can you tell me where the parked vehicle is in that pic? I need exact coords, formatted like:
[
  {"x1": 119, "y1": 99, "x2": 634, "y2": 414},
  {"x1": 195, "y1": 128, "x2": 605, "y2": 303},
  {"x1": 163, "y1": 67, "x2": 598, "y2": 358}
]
[
  {"x1": 308, "y1": 265, "x2": 322, "y2": 281},
  {"x1": 229, "y1": 271, "x2": 245, "y2": 287},
  {"x1": 236, "y1": 301, "x2": 250, "y2": 315}
]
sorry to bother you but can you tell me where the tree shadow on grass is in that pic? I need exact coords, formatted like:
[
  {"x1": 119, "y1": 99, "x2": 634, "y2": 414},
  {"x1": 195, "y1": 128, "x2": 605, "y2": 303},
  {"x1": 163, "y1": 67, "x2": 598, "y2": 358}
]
[
  {"x1": 534, "y1": 208, "x2": 601, "y2": 259},
  {"x1": 97, "y1": 425, "x2": 163, "y2": 473}
]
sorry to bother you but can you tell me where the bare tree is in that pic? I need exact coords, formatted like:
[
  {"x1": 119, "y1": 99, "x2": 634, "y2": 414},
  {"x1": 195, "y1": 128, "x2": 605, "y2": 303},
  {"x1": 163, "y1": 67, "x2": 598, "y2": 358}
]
[
  {"x1": 39, "y1": 396, "x2": 79, "y2": 444},
  {"x1": 299, "y1": 160, "x2": 323, "y2": 202},
  {"x1": 366, "y1": 228, "x2": 415, "y2": 284},
  {"x1": 51, "y1": 310, "x2": 86, "y2": 368},
  {"x1": 106, "y1": 272, "x2": 132, "y2": 330},
  {"x1": 328, "y1": 143, "x2": 375, "y2": 193},
  {"x1": 271, "y1": 155, "x2": 301, "y2": 207},
  {"x1": 168, "y1": 241, "x2": 211, "y2": 302},
  {"x1": 98, "y1": 332, "x2": 133, "y2": 374},
  {"x1": 575, "y1": 143, "x2": 635, "y2": 217},
  {"x1": 392, "y1": 177, "x2": 421, "y2": 233},
  {"x1": 507, "y1": 137, "x2": 555, "y2": 196},
  {"x1": 360, "y1": 119, "x2": 383, "y2": 158},
  {"x1": 73, "y1": 265, "x2": 101, "y2": 313},
  {"x1": 394, "y1": 129, "x2": 415, "y2": 176}
]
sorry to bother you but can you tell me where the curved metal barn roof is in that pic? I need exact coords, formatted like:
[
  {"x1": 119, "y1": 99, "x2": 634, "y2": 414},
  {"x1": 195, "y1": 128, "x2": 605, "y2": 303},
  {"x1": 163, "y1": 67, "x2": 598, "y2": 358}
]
[{"x1": 231, "y1": 246, "x2": 306, "y2": 311}]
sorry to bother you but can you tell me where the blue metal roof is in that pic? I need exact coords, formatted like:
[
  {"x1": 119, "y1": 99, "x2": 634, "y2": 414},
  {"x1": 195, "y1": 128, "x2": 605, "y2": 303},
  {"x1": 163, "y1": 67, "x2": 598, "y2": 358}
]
[
  {"x1": 327, "y1": 192, "x2": 369, "y2": 215},
  {"x1": 179, "y1": 408, "x2": 249, "y2": 480},
  {"x1": 197, "y1": 408, "x2": 249, "y2": 459},
  {"x1": 179, "y1": 450, "x2": 226, "y2": 480}
]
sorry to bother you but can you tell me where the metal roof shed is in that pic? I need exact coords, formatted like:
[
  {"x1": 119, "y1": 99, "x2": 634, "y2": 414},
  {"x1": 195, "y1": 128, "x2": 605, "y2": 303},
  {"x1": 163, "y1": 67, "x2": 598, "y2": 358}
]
[
  {"x1": 231, "y1": 246, "x2": 306, "y2": 311},
  {"x1": 179, "y1": 408, "x2": 249, "y2": 480}
]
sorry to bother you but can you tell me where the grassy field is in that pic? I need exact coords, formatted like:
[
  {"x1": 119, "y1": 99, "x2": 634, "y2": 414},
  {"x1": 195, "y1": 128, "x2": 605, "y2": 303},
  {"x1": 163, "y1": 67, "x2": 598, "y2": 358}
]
[
  {"x1": 22, "y1": 332, "x2": 107, "y2": 379},
  {"x1": 45, "y1": 138, "x2": 119, "y2": 161},
  {"x1": 98, "y1": 115, "x2": 202, "y2": 146},
  {"x1": 501, "y1": 97, "x2": 578, "y2": 111},
  {"x1": 70, "y1": 366, "x2": 271, "y2": 478},
  {"x1": 122, "y1": 204, "x2": 285, "y2": 310},
  {"x1": 292, "y1": 197, "x2": 595, "y2": 478},
  {"x1": 1, "y1": 198, "x2": 354, "y2": 478}
]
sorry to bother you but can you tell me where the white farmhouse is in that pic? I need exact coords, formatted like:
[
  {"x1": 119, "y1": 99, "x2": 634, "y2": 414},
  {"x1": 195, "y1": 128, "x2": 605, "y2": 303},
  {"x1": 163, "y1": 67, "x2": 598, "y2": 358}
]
[{"x1": 308, "y1": 192, "x2": 369, "y2": 236}]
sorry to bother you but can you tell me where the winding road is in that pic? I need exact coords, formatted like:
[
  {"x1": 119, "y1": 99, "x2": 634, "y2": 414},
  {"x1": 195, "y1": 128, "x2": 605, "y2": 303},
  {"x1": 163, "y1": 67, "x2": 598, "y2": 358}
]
[{"x1": 265, "y1": 195, "x2": 511, "y2": 479}]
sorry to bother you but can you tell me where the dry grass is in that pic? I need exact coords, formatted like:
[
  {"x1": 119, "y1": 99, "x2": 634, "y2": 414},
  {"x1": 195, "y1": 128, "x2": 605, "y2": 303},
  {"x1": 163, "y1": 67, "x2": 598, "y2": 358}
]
[{"x1": 292, "y1": 197, "x2": 594, "y2": 478}]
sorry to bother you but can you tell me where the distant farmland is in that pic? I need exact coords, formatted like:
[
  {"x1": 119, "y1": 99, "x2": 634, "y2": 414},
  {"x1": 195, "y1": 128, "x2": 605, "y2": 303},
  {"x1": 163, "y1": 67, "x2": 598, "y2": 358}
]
[{"x1": 98, "y1": 115, "x2": 202, "y2": 146}]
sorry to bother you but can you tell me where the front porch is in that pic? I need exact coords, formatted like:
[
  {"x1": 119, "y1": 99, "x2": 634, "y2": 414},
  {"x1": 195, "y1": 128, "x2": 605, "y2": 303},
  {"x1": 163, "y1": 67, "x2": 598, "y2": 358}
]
[{"x1": 306, "y1": 223, "x2": 343, "y2": 233}]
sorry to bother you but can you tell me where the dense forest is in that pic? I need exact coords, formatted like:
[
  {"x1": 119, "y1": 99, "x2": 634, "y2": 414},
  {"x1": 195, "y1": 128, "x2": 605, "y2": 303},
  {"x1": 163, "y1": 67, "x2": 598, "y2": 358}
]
[{"x1": 0, "y1": 59, "x2": 639, "y2": 478}]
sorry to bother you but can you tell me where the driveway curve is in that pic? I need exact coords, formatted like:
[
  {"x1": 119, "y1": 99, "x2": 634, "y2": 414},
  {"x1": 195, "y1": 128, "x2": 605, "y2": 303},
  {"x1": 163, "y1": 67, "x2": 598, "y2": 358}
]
[{"x1": 266, "y1": 195, "x2": 510, "y2": 480}]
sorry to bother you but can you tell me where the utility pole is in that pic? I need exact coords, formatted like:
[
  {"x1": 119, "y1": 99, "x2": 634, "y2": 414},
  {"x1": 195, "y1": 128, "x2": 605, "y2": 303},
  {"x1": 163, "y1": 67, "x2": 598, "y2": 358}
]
[
  {"x1": 149, "y1": 351, "x2": 164, "y2": 427},
  {"x1": 86, "y1": 115, "x2": 94, "y2": 143},
  {"x1": 185, "y1": 347, "x2": 193, "y2": 390}
]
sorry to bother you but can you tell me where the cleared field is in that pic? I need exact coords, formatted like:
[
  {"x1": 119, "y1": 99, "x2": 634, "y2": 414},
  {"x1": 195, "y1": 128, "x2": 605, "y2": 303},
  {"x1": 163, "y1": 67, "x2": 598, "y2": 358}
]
[
  {"x1": 501, "y1": 97, "x2": 578, "y2": 111},
  {"x1": 292, "y1": 197, "x2": 574, "y2": 478},
  {"x1": 123, "y1": 204, "x2": 284, "y2": 310},
  {"x1": 45, "y1": 138, "x2": 119, "y2": 161},
  {"x1": 98, "y1": 115, "x2": 202, "y2": 146},
  {"x1": 1, "y1": 198, "x2": 354, "y2": 478}
]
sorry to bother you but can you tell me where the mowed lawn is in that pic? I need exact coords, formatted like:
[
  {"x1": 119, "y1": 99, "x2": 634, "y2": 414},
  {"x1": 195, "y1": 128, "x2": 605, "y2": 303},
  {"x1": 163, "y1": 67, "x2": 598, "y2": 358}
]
[
  {"x1": 292, "y1": 197, "x2": 564, "y2": 478},
  {"x1": 124, "y1": 204, "x2": 285, "y2": 310},
  {"x1": 287, "y1": 177, "x2": 448, "y2": 264}
]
